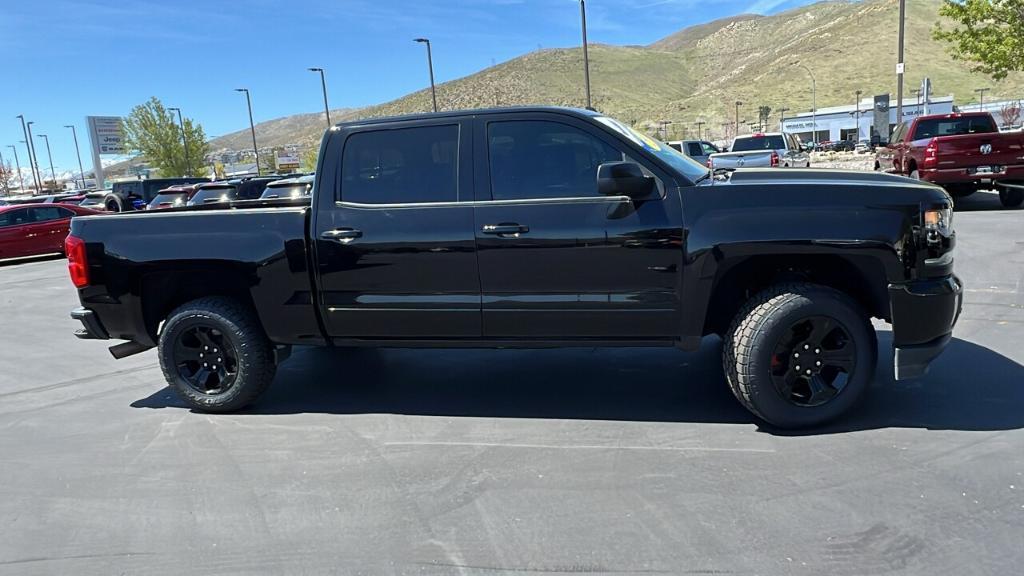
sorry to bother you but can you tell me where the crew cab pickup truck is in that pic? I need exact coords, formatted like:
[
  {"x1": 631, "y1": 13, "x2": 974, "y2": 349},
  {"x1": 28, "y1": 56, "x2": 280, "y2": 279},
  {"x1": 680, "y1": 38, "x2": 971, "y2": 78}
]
[
  {"x1": 708, "y1": 132, "x2": 811, "y2": 170},
  {"x1": 66, "y1": 107, "x2": 961, "y2": 429},
  {"x1": 875, "y1": 111, "x2": 1024, "y2": 207}
]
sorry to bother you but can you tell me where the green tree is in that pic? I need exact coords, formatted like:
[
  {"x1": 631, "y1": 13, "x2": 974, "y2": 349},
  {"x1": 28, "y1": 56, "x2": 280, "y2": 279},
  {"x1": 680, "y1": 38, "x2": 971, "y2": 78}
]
[
  {"x1": 122, "y1": 97, "x2": 209, "y2": 177},
  {"x1": 301, "y1": 147, "x2": 318, "y2": 173},
  {"x1": 934, "y1": 0, "x2": 1024, "y2": 80}
]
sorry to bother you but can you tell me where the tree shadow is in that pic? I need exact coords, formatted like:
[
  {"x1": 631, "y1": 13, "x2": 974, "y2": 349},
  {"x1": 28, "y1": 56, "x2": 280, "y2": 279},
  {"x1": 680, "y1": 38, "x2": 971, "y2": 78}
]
[{"x1": 131, "y1": 333, "x2": 1024, "y2": 434}]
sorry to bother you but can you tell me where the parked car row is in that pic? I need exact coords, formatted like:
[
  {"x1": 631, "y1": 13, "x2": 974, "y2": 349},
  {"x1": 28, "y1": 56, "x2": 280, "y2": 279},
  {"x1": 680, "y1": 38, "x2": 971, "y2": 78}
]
[{"x1": 0, "y1": 203, "x2": 102, "y2": 260}]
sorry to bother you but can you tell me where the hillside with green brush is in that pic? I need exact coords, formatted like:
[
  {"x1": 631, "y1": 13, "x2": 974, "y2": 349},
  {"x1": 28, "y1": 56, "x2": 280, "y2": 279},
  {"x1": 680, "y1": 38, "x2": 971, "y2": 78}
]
[{"x1": 209, "y1": 0, "x2": 1024, "y2": 149}]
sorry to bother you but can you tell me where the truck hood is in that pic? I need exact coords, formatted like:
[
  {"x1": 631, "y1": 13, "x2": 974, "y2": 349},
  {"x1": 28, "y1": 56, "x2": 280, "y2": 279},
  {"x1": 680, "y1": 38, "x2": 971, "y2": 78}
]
[{"x1": 707, "y1": 168, "x2": 951, "y2": 205}]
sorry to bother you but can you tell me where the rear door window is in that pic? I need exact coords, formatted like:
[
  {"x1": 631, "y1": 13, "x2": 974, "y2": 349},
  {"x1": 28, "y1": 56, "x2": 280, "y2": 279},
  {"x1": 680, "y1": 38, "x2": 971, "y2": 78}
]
[
  {"x1": 732, "y1": 135, "x2": 787, "y2": 151},
  {"x1": 686, "y1": 142, "x2": 703, "y2": 156},
  {"x1": 341, "y1": 124, "x2": 459, "y2": 204},
  {"x1": 29, "y1": 206, "x2": 70, "y2": 222},
  {"x1": 912, "y1": 116, "x2": 998, "y2": 140}
]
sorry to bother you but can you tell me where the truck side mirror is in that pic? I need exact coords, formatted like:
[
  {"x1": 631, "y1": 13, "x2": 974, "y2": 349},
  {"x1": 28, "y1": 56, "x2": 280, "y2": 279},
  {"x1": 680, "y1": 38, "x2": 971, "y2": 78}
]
[{"x1": 597, "y1": 162, "x2": 654, "y2": 199}]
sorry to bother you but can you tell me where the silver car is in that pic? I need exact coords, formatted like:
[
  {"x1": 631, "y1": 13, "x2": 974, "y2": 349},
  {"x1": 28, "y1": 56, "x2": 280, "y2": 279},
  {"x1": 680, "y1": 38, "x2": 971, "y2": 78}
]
[
  {"x1": 667, "y1": 140, "x2": 721, "y2": 166},
  {"x1": 709, "y1": 133, "x2": 811, "y2": 170}
]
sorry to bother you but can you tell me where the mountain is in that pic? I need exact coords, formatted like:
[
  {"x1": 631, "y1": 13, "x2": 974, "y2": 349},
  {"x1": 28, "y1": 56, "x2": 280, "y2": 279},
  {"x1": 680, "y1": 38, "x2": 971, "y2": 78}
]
[{"x1": 204, "y1": 0, "x2": 1024, "y2": 154}]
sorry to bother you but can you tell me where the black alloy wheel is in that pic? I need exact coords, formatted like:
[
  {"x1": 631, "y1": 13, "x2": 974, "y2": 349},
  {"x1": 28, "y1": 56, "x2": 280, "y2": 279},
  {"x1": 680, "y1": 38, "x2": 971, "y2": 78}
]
[
  {"x1": 172, "y1": 324, "x2": 239, "y2": 396},
  {"x1": 769, "y1": 316, "x2": 856, "y2": 408}
]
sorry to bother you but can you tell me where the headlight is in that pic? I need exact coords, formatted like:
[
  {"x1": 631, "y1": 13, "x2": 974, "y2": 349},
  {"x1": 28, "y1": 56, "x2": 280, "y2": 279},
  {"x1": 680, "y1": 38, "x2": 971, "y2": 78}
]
[{"x1": 923, "y1": 206, "x2": 953, "y2": 236}]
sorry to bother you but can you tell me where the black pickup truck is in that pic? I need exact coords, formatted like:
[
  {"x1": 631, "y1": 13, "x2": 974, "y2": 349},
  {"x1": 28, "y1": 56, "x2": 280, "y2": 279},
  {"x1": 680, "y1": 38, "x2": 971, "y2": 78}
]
[{"x1": 66, "y1": 107, "x2": 961, "y2": 428}]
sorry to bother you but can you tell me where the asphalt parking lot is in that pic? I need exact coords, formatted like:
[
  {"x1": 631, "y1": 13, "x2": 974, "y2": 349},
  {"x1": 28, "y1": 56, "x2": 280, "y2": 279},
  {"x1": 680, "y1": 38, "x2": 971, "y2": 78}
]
[{"x1": 1, "y1": 191, "x2": 1022, "y2": 575}]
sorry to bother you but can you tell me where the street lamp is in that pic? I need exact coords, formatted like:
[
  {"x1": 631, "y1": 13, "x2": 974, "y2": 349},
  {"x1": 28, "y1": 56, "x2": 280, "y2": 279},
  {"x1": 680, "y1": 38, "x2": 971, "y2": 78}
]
[
  {"x1": 25, "y1": 121, "x2": 44, "y2": 191},
  {"x1": 308, "y1": 67, "x2": 331, "y2": 126},
  {"x1": 235, "y1": 88, "x2": 261, "y2": 176},
  {"x1": 975, "y1": 87, "x2": 991, "y2": 111},
  {"x1": 413, "y1": 38, "x2": 438, "y2": 113},
  {"x1": 792, "y1": 62, "x2": 817, "y2": 145},
  {"x1": 579, "y1": 0, "x2": 592, "y2": 110},
  {"x1": 695, "y1": 120, "x2": 705, "y2": 141},
  {"x1": 167, "y1": 108, "x2": 191, "y2": 176},
  {"x1": 896, "y1": 0, "x2": 906, "y2": 121},
  {"x1": 6, "y1": 144, "x2": 24, "y2": 191},
  {"x1": 911, "y1": 88, "x2": 922, "y2": 108},
  {"x1": 63, "y1": 125, "x2": 86, "y2": 188},
  {"x1": 36, "y1": 134, "x2": 57, "y2": 188},
  {"x1": 16, "y1": 115, "x2": 40, "y2": 191},
  {"x1": 735, "y1": 101, "x2": 743, "y2": 137}
]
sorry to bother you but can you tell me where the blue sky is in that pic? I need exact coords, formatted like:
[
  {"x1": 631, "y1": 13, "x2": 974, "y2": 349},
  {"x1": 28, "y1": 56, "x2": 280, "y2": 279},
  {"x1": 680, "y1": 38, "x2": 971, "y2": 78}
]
[{"x1": 2, "y1": 0, "x2": 816, "y2": 174}]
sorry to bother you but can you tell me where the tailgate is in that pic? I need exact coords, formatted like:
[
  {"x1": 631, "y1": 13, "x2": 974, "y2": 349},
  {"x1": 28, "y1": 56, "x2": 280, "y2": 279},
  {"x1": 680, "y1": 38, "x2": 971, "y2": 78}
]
[
  {"x1": 709, "y1": 151, "x2": 772, "y2": 169},
  {"x1": 932, "y1": 133, "x2": 1024, "y2": 170}
]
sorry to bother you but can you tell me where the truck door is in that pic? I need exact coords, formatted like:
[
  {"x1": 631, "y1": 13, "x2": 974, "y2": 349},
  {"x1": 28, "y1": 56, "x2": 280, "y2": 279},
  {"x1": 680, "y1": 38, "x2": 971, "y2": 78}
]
[
  {"x1": 313, "y1": 118, "x2": 480, "y2": 339},
  {"x1": 472, "y1": 113, "x2": 684, "y2": 339}
]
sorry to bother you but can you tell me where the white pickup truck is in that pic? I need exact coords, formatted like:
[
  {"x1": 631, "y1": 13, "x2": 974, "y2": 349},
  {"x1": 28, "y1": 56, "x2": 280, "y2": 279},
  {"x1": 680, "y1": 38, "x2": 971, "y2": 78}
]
[{"x1": 709, "y1": 132, "x2": 811, "y2": 170}]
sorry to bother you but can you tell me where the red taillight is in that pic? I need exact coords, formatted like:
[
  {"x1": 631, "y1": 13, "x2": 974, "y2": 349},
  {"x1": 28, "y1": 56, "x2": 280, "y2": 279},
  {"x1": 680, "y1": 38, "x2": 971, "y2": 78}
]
[
  {"x1": 770, "y1": 151, "x2": 780, "y2": 167},
  {"x1": 706, "y1": 158, "x2": 713, "y2": 168},
  {"x1": 65, "y1": 235, "x2": 89, "y2": 288},
  {"x1": 923, "y1": 138, "x2": 938, "y2": 167}
]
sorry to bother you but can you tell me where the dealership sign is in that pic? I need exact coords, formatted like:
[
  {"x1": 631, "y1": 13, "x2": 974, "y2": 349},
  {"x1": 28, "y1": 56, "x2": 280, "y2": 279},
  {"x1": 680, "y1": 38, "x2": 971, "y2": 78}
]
[
  {"x1": 87, "y1": 116, "x2": 127, "y2": 154},
  {"x1": 275, "y1": 151, "x2": 300, "y2": 171}
]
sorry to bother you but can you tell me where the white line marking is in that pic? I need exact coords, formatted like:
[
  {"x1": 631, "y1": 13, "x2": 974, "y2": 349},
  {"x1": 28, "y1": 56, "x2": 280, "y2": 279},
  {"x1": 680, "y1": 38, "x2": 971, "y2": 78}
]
[{"x1": 383, "y1": 441, "x2": 774, "y2": 453}]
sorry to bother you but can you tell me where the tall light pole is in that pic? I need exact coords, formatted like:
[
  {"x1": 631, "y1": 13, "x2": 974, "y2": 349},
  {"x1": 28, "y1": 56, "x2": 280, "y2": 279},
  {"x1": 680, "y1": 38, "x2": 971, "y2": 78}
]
[
  {"x1": 854, "y1": 89, "x2": 863, "y2": 140},
  {"x1": 308, "y1": 67, "x2": 331, "y2": 126},
  {"x1": 16, "y1": 115, "x2": 40, "y2": 192},
  {"x1": 413, "y1": 38, "x2": 438, "y2": 113},
  {"x1": 25, "y1": 121, "x2": 44, "y2": 191},
  {"x1": 734, "y1": 101, "x2": 743, "y2": 138},
  {"x1": 167, "y1": 107, "x2": 191, "y2": 176},
  {"x1": 6, "y1": 145, "x2": 24, "y2": 191},
  {"x1": 778, "y1": 107, "x2": 791, "y2": 131},
  {"x1": 911, "y1": 88, "x2": 922, "y2": 109},
  {"x1": 896, "y1": 0, "x2": 906, "y2": 122},
  {"x1": 695, "y1": 120, "x2": 705, "y2": 140},
  {"x1": 235, "y1": 88, "x2": 260, "y2": 176},
  {"x1": 975, "y1": 87, "x2": 990, "y2": 111},
  {"x1": 579, "y1": 0, "x2": 593, "y2": 110},
  {"x1": 792, "y1": 62, "x2": 817, "y2": 145},
  {"x1": 37, "y1": 134, "x2": 57, "y2": 188},
  {"x1": 63, "y1": 125, "x2": 86, "y2": 188}
]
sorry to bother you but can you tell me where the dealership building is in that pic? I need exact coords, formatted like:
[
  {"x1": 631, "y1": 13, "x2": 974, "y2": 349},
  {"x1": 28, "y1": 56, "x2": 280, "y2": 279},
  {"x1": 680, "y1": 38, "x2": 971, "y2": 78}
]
[{"x1": 780, "y1": 95, "x2": 955, "y2": 143}]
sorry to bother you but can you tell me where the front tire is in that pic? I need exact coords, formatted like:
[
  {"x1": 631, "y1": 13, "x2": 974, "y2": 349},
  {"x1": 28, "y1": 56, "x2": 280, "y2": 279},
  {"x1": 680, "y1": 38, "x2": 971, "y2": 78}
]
[
  {"x1": 158, "y1": 297, "x2": 276, "y2": 412},
  {"x1": 722, "y1": 283, "x2": 877, "y2": 428}
]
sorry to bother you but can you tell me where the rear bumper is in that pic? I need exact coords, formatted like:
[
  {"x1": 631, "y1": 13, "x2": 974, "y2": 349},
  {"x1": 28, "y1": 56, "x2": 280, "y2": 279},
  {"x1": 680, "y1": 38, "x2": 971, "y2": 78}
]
[
  {"x1": 920, "y1": 164, "x2": 1024, "y2": 187},
  {"x1": 889, "y1": 275, "x2": 963, "y2": 380},
  {"x1": 71, "y1": 307, "x2": 110, "y2": 340}
]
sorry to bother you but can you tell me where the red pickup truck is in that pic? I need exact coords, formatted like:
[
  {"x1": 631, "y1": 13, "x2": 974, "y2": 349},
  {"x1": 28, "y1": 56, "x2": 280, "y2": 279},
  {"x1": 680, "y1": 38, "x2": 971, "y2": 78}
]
[{"x1": 875, "y1": 112, "x2": 1024, "y2": 207}]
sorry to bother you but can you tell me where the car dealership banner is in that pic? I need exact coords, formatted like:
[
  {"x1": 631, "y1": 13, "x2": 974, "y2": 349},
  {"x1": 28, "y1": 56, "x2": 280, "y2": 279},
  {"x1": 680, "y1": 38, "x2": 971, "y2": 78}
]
[{"x1": 86, "y1": 115, "x2": 127, "y2": 186}]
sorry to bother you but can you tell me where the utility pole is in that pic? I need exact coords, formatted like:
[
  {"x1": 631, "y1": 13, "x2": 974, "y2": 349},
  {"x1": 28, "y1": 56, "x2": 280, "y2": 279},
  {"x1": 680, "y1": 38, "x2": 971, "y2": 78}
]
[
  {"x1": 64, "y1": 125, "x2": 86, "y2": 188},
  {"x1": 307, "y1": 67, "x2": 332, "y2": 126},
  {"x1": 167, "y1": 107, "x2": 191, "y2": 176},
  {"x1": 413, "y1": 38, "x2": 438, "y2": 113},
  {"x1": 735, "y1": 101, "x2": 743, "y2": 138},
  {"x1": 579, "y1": 0, "x2": 592, "y2": 110},
  {"x1": 911, "y1": 88, "x2": 922, "y2": 109},
  {"x1": 778, "y1": 107, "x2": 791, "y2": 131},
  {"x1": 16, "y1": 115, "x2": 40, "y2": 192},
  {"x1": 37, "y1": 134, "x2": 57, "y2": 189},
  {"x1": 235, "y1": 88, "x2": 260, "y2": 175},
  {"x1": 792, "y1": 62, "x2": 817, "y2": 145},
  {"x1": 695, "y1": 120, "x2": 705, "y2": 141},
  {"x1": 6, "y1": 145, "x2": 24, "y2": 191},
  {"x1": 975, "y1": 87, "x2": 990, "y2": 111},
  {"x1": 896, "y1": 0, "x2": 906, "y2": 122}
]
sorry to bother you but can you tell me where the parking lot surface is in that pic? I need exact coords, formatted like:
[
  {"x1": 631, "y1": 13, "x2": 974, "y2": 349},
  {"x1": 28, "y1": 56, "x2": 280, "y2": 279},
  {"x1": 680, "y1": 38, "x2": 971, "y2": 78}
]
[{"x1": 1, "y1": 191, "x2": 1022, "y2": 575}]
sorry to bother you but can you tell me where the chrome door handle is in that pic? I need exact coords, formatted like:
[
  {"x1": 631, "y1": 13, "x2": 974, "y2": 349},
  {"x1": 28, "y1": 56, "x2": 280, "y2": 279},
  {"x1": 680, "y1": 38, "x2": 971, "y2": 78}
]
[
  {"x1": 321, "y1": 228, "x2": 362, "y2": 243},
  {"x1": 482, "y1": 223, "x2": 529, "y2": 236}
]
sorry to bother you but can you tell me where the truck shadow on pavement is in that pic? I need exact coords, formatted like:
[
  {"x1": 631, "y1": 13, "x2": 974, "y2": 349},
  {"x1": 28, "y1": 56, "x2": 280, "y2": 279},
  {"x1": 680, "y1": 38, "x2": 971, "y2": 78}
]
[
  {"x1": 954, "y1": 190, "x2": 1021, "y2": 212},
  {"x1": 131, "y1": 332, "x2": 1024, "y2": 434}
]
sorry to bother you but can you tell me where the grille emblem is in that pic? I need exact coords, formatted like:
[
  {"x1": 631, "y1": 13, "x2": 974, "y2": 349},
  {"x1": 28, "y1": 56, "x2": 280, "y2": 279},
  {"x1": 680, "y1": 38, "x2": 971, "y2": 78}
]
[{"x1": 980, "y1": 144, "x2": 992, "y2": 155}]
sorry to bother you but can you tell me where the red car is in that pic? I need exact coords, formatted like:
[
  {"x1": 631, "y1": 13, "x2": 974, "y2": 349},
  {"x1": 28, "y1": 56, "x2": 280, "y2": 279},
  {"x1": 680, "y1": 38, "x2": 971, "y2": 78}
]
[
  {"x1": 875, "y1": 111, "x2": 1024, "y2": 207},
  {"x1": 0, "y1": 204, "x2": 103, "y2": 260}
]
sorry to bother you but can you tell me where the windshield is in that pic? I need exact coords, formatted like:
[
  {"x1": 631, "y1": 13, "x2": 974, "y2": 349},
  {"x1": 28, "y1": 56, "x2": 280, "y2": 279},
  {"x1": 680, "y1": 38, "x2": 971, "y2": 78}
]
[
  {"x1": 594, "y1": 116, "x2": 708, "y2": 183},
  {"x1": 261, "y1": 184, "x2": 309, "y2": 199},
  {"x1": 732, "y1": 135, "x2": 786, "y2": 152},
  {"x1": 188, "y1": 187, "x2": 235, "y2": 205},
  {"x1": 912, "y1": 116, "x2": 998, "y2": 140}
]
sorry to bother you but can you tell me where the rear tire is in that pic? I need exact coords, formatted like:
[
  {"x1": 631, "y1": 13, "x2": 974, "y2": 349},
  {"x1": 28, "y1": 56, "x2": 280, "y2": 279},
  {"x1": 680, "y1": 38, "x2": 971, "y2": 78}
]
[
  {"x1": 158, "y1": 297, "x2": 276, "y2": 412},
  {"x1": 999, "y1": 187, "x2": 1024, "y2": 208},
  {"x1": 104, "y1": 195, "x2": 124, "y2": 212},
  {"x1": 722, "y1": 283, "x2": 877, "y2": 429}
]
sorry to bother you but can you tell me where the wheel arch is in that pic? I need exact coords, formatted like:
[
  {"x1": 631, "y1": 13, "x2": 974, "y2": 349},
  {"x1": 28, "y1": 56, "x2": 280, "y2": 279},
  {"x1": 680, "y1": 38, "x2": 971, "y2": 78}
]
[{"x1": 141, "y1": 266, "x2": 259, "y2": 342}]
